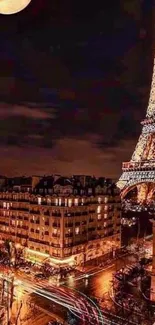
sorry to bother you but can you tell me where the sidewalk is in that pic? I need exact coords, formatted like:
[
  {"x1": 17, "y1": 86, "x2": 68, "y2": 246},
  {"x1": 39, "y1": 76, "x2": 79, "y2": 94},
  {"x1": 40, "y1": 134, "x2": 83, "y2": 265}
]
[{"x1": 76, "y1": 253, "x2": 129, "y2": 274}]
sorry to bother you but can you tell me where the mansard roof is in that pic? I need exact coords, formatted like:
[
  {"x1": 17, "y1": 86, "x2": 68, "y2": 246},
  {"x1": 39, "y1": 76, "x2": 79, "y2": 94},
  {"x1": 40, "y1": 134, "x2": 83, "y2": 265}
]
[
  {"x1": 7, "y1": 176, "x2": 32, "y2": 186},
  {"x1": 35, "y1": 176, "x2": 54, "y2": 189},
  {"x1": 0, "y1": 175, "x2": 119, "y2": 194},
  {"x1": 53, "y1": 177, "x2": 73, "y2": 187}
]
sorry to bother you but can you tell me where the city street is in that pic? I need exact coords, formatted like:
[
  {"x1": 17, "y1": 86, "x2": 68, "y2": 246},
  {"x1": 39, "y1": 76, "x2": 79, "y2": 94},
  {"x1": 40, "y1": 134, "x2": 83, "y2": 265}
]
[
  {"x1": 0, "y1": 245, "x2": 152, "y2": 325},
  {"x1": 13, "y1": 254, "x2": 139, "y2": 324},
  {"x1": 64, "y1": 254, "x2": 138, "y2": 298}
]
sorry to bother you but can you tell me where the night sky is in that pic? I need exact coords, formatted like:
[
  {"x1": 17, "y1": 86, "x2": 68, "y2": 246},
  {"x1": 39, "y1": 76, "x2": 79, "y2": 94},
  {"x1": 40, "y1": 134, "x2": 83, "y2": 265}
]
[{"x1": 0, "y1": 0, "x2": 154, "y2": 178}]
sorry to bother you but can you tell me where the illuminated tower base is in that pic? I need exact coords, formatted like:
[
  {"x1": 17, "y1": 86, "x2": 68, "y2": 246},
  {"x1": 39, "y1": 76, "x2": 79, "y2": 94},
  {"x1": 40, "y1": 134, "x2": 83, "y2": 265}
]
[
  {"x1": 117, "y1": 58, "x2": 155, "y2": 202},
  {"x1": 150, "y1": 218, "x2": 155, "y2": 301}
]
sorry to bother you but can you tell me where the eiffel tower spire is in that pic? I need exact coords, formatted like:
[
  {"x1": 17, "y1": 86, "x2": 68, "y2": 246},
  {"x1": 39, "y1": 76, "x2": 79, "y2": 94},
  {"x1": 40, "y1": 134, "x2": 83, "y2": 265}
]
[{"x1": 117, "y1": 59, "x2": 155, "y2": 203}]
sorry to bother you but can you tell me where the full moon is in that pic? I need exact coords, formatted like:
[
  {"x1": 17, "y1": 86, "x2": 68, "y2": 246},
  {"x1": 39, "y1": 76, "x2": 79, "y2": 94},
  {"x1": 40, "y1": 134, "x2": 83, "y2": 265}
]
[{"x1": 0, "y1": 0, "x2": 31, "y2": 15}]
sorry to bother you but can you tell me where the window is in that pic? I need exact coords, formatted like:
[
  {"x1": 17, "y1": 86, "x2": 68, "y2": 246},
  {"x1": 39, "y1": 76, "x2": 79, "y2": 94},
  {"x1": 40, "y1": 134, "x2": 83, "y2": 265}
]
[
  {"x1": 104, "y1": 213, "x2": 108, "y2": 219},
  {"x1": 98, "y1": 214, "x2": 101, "y2": 220},
  {"x1": 58, "y1": 198, "x2": 61, "y2": 206},
  {"x1": 65, "y1": 198, "x2": 67, "y2": 207},
  {"x1": 55, "y1": 198, "x2": 58, "y2": 206},
  {"x1": 81, "y1": 198, "x2": 84, "y2": 205},
  {"x1": 44, "y1": 181, "x2": 47, "y2": 186},
  {"x1": 104, "y1": 197, "x2": 108, "y2": 203},
  {"x1": 38, "y1": 197, "x2": 41, "y2": 205},
  {"x1": 98, "y1": 197, "x2": 102, "y2": 203},
  {"x1": 104, "y1": 222, "x2": 107, "y2": 227},
  {"x1": 47, "y1": 198, "x2": 51, "y2": 205},
  {"x1": 74, "y1": 198, "x2": 78, "y2": 206},
  {"x1": 97, "y1": 206, "x2": 101, "y2": 214},
  {"x1": 104, "y1": 205, "x2": 108, "y2": 211},
  {"x1": 75, "y1": 227, "x2": 80, "y2": 235},
  {"x1": 53, "y1": 228, "x2": 57, "y2": 235},
  {"x1": 3, "y1": 202, "x2": 6, "y2": 208},
  {"x1": 68, "y1": 199, "x2": 72, "y2": 207}
]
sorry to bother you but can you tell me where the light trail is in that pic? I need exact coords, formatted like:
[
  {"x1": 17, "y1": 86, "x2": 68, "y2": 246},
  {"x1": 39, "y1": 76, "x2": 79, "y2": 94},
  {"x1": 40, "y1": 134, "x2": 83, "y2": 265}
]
[
  {"x1": 0, "y1": 272, "x2": 123, "y2": 324},
  {"x1": 18, "y1": 279, "x2": 103, "y2": 324},
  {"x1": 63, "y1": 284, "x2": 104, "y2": 325},
  {"x1": 16, "y1": 281, "x2": 81, "y2": 321},
  {"x1": 59, "y1": 264, "x2": 115, "y2": 285},
  {"x1": 17, "y1": 280, "x2": 96, "y2": 323},
  {"x1": 22, "y1": 280, "x2": 126, "y2": 325}
]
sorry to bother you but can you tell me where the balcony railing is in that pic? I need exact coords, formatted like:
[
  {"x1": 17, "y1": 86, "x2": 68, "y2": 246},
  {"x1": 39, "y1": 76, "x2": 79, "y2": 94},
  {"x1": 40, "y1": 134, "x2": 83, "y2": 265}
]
[
  {"x1": 51, "y1": 243, "x2": 60, "y2": 248},
  {"x1": 29, "y1": 210, "x2": 40, "y2": 214},
  {"x1": 65, "y1": 223, "x2": 73, "y2": 227},
  {"x1": 52, "y1": 213, "x2": 61, "y2": 217},
  {"x1": 16, "y1": 233, "x2": 28, "y2": 238},
  {"x1": 0, "y1": 221, "x2": 9, "y2": 226},
  {"x1": 10, "y1": 207, "x2": 29, "y2": 211},
  {"x1": 65, "y1": 233, "x2": 73, "y2": 238},
  {"x1": 53, "y1": 223, "x2": 60, "y2": 227},
  {"x1": 52, "y1": 253, "x2": 60, "y2": 257},
  {"x1": 44, "y1": 211, "x2": 50, "y2": 216}
]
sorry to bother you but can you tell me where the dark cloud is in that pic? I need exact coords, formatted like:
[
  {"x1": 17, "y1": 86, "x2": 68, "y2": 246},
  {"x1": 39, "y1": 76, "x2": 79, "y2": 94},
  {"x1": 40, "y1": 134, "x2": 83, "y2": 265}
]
[{"x1": 0, "y1": 0, "x2": 153, "y2": 178}]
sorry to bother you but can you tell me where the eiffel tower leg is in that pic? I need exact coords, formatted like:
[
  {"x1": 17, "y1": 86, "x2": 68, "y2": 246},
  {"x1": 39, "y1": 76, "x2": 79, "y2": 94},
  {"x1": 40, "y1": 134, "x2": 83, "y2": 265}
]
[
  {"x1": 146, "y1": 183, "x2": 155, "y2": 203},
  {"x1": 150, "y1": 219, "x2": 155, "y2": 301},
  {"x1": 137, "y1": 183, "x2": 149, "y2": 203}
]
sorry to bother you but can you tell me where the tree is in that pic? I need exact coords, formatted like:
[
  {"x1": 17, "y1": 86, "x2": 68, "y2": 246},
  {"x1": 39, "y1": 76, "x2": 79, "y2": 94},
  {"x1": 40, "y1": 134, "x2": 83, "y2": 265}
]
[{"x1": 4, "y1": 239, "x2": 12, "y2": 266}]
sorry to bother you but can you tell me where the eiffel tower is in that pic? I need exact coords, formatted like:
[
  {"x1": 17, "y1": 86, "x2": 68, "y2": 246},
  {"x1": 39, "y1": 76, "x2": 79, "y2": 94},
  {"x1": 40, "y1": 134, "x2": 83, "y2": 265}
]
[{"x1": 117, "y1": 59, "x2": 155, "y2": 203}]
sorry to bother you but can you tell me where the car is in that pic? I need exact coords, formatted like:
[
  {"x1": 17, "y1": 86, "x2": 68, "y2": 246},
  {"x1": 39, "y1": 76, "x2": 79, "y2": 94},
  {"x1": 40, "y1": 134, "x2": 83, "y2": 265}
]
[
  {"x1": 35, "y1": 273, "x2": 46, "y2": 279},
  {"x1": 20, "y1": 266, "x2": 30, "y2": 273}
]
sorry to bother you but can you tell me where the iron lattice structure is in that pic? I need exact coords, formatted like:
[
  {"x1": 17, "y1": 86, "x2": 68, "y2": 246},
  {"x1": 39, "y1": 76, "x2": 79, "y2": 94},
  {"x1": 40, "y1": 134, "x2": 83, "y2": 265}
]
[{"x1": 117, "y1": 59, "x2": 155, "y2": 203}]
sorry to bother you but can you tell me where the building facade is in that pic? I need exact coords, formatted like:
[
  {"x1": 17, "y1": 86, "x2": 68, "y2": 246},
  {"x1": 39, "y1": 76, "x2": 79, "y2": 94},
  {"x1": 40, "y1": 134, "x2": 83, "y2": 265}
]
[{"x1": 0, "y1": 175, "x2": 121, "y2": 266}]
